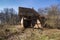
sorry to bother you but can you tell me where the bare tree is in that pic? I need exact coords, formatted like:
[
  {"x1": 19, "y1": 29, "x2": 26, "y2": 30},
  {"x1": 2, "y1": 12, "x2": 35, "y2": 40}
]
[
  {"x1": 0, "y1": 8, "x2": 19, "y2": 25},
  {"x1": 46, "y1": 5, "x2": 60, "y2": 28}
]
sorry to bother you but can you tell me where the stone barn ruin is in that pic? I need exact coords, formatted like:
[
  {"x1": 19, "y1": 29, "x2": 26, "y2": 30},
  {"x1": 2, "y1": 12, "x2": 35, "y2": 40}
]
[{"x1": 18, "y1": 7, "x2": 45, "y2": 28}]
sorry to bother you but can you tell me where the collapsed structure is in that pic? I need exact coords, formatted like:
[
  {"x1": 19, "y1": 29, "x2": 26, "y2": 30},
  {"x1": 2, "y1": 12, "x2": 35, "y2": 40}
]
[{"x1": 18, "y1": 7, "x2": 45, "y2": 28}]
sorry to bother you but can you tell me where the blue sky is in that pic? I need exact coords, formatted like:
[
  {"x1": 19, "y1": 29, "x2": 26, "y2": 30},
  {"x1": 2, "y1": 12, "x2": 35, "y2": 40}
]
[{"x1": 0, "y1": 0, "x2": 60, "y2": 12}]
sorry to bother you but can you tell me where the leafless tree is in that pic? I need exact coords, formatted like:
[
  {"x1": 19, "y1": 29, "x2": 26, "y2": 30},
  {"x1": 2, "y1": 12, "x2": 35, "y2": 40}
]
[{"x1": 46, "y1": 5, "x2": 60, "y2": 28}]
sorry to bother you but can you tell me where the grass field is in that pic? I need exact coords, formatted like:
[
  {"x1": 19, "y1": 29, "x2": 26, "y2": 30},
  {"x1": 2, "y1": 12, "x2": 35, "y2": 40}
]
[{"x1": 0, "y1": 25, "x2": 60, "y2": 40}]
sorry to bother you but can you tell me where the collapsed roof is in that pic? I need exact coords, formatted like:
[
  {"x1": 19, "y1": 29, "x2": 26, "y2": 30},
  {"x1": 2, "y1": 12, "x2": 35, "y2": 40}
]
[{"x1": 18, "y1": 7, "x2": 40, "y2": 17}]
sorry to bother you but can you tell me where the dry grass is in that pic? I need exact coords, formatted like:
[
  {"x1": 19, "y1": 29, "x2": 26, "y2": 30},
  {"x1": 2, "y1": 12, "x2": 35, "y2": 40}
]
[
  {"x1": 7, "y1": 28, "x2": 60, "y2": 40},
  {"x1": 0, "y1": 25, "x2": 24, "y2": 40},
  {"x1": 41, "y1": 29, "x2": 60, "y2": 40},
  {"x1": 0, "y1": 25, "x2": 60, "y2": 40}
]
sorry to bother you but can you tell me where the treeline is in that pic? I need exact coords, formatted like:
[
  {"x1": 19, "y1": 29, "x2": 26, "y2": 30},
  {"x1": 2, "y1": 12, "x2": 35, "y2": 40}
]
[
  {"x1": 0, "y1": 5, "x2": 60, "y2": 29},
  {"x1": 38, "y1": 5, "x2": 60, "y2": 29},
  {"x1": 0, "y1": 8, "x2": 19, "y2": 25}
]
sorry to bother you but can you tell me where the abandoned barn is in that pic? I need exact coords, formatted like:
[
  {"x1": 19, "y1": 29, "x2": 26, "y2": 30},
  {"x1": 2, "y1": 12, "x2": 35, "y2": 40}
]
[{"x1": 18, "y1": 7, "x2": 45, "y2": 28}]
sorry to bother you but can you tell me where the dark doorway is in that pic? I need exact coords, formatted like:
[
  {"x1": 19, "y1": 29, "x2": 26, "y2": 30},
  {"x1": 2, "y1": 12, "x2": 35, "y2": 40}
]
[{"x1": 23, "y1": 19, "x2": 32, "y2": 28}]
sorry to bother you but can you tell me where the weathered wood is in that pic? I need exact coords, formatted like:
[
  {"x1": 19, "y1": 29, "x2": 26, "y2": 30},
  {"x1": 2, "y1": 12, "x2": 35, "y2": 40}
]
[
  {"x1": 20, "y1": 17, "x2": 24, "y2": 28},
  {"x1": 18, "y1": 7, "x2": 44, "y2": 28},
  {"x1": 34, "y1": 19, "x2": 42, "y2": 28}
]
